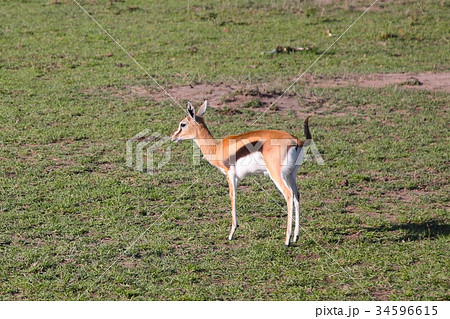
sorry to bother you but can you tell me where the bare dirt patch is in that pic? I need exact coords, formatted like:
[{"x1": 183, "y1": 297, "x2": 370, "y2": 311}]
[
  {"x1": 101, "y1": 72, "x2": 449, "y2": 117},
  {"x1": 128, "y1": 82, "x2": 302, "y2": 113},
  {"x1": 346, "y1": 204, "x2": 397, "y2": 223},
  {"x1": 305, "y1": 72, "x2": 450, "y2": 92},
  {"x1": 371, "y1": 289, "x2": 392, "y2": 301},
  {"x1": 344, "y1": 231, "x2": 363, "y2": 240}
]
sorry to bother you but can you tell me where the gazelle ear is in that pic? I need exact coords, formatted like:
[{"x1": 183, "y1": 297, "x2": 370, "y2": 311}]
[
  {"x1": 197, "y1": 100, "x2": 207, "y2": 117},
  {"x1": 187, "y1": 102, "x2": 196, "y2": 119}
]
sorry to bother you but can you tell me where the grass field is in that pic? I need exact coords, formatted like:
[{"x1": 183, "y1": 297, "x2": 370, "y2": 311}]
[{"x1": 0, "y1": 0, "x2": 449, "y2": 300}]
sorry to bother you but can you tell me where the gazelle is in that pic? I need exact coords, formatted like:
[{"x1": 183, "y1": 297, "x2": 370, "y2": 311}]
[{"x1": 171, "y1": 101, "x2": 312, "y2": 246}]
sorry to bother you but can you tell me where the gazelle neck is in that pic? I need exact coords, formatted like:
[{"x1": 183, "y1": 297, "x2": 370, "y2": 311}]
[{"x1": 194, "y1": 119, "x2": 219, "y2": 166}]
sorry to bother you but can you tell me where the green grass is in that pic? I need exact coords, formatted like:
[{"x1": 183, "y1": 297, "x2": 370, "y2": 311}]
[{"x1": 0, "y1": 0, "x2": 448, "y2": 300}]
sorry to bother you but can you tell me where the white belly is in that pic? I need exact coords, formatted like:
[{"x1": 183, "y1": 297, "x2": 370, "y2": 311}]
[{"x1": 234, "y1": 152, "x2": 268, "y2": 181}]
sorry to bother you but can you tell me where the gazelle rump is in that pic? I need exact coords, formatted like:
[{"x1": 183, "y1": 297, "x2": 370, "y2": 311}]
[{"x1": 171, "y1": 101, "x2": 312, "y2": 245}]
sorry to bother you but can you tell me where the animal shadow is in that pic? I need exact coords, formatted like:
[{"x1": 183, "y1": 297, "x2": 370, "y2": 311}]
[{"x1": 363, "y1": 220, "x2": 449, "y2": 242}]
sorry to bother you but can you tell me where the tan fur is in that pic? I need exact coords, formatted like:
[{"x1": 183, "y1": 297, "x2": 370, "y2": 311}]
[{"x1": 172, "y1": 101, "x2": 310, "y2": 245}]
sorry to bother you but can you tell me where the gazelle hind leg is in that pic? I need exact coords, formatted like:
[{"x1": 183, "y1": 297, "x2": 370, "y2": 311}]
[
  {"x1": 227, "y1": 173, "x2": 239, "y2": 240},
  {"x1": 267, "y1": 169, "x2": 294, "y2": 246},
  {"x1": 281, "y1": 175, "x2": 294, "y2": 246},
  {"x1": 284, "y1": 172, "x2": 300, "y2": 243},
  {"x1": 289, "y1": 173, "x2": 300, "y2": 242}
]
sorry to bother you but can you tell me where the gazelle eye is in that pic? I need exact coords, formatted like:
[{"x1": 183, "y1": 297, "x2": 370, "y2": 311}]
[{"x1": 180, "y1": 123, "x2": 186, "y2": 128}]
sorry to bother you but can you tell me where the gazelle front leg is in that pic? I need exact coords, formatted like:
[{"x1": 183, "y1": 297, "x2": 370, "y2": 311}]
[{"x1": 227, "y1": 173, "x2": 239, "y2": 240}]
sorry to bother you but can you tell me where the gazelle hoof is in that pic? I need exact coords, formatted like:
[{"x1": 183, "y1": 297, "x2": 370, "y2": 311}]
[{"x1": 228, "y1": 224, "x2": 239, "y2": 240}]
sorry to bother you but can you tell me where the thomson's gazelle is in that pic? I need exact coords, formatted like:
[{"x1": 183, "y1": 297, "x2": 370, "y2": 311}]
[{"x1": 171, "y1": 101, "x2": 312, "y2": 245}]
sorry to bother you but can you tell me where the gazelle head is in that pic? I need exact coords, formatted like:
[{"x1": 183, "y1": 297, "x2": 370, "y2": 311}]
[{"x1": 171, "y1": 100, "x2": 208, "y2": 143}]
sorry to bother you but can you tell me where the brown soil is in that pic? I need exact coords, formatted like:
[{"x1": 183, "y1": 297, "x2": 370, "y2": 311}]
[
  {"x1": 128, "y1": 82, "x2": 300, "y2": 111},
  {"x1": 371, "y1": 289, "x2": 392, "y2": 301},
  {"x1": 305, "y1": 72, "x2": 450, "y2": 92},
  {"x1": 122, "y1": 72, "x2": 449, "y2": 113}
]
